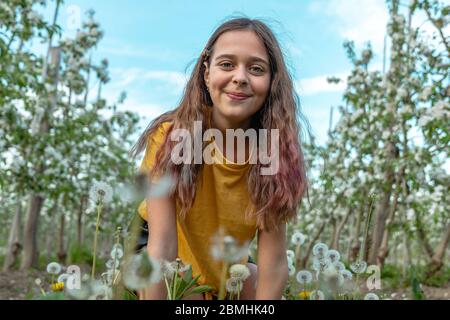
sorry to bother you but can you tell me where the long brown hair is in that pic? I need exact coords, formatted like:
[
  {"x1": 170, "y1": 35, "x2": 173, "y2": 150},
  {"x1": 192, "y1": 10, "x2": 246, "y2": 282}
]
[{"x1": 130, "y1": 17, "x2": 309, "y2": 231}]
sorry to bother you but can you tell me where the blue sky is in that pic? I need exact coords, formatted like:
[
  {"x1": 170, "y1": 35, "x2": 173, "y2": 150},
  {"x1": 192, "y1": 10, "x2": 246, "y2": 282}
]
[{"x1": 42, "y1": 0, "x2": 393, "y2": 145}]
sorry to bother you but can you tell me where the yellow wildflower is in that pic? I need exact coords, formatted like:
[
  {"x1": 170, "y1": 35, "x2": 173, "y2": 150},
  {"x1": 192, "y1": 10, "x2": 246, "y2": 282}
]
[
  {"x1": 298, "y1": 291, "x2": 311, "y2": 299},
  {"x1": 51, "y1": 282, "x2": 65, "y2": 292}
]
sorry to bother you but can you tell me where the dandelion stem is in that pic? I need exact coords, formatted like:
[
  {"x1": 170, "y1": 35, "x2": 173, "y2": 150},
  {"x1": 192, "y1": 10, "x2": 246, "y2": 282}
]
[
  {"x1": 172, "y1": 265, "x2": 179, "y2": 300},
  {"x1": 237, "y1": 281, "x2": 240, "y2": 300},
  {"x1": 92, "y1": 202, "x2": 103, "y2": 278},
  {"x1": 111, "y1": 227, "x2": 121, "y2": 287},
  {"x1": 295, "y1": 243, "x2": 301, "y2": 269},
  {"x1": 39, "y1": 285, "x2": 46, "y2": 296},
  {"x1": 218, "y1": 261, "x2": 229, "y2": 300},
  {"x1": 164, "y1": 276, "x2": 172, "y2": 300}
]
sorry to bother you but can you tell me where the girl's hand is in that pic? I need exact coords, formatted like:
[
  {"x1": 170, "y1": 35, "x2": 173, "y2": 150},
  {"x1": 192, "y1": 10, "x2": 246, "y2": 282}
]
[{"x1": 255, "y1": 223, "x2": 289, "y2": 300}]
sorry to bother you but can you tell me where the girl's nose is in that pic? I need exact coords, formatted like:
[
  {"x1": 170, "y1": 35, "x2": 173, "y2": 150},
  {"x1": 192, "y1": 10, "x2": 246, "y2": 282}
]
[{"x1": 232, "y1": 66, "x2": 249, "y2": 86}]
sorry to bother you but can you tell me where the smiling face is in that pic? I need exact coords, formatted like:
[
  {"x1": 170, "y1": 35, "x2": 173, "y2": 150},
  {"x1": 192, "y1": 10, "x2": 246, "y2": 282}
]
[{"x1": 204, "y1": 30, "x2": 271, "y2": 131}]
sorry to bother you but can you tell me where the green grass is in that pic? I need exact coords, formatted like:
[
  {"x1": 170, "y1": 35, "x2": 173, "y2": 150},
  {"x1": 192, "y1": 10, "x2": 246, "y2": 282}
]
[{"x1": 380, "y1": 263, "x2": 450, "y2": 291}]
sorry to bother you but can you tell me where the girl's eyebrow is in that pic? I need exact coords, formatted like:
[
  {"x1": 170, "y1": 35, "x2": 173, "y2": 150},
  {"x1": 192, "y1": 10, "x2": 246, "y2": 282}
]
[{"x1": 215, "y1": 54, "x2": 269, "y2": 66}]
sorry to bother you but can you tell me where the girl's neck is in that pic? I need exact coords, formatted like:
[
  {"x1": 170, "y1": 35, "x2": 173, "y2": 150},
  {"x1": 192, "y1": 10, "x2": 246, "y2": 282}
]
[
  {"x1": 209, "y1": 108, "x2": 254, "y2": 164},
  {"x1": 210, "y1": 109, "x2": 252, "y2": 134}
]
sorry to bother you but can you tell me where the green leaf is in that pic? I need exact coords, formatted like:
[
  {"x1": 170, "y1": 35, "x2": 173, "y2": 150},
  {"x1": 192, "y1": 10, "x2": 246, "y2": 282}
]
[
  {"x1": 182, "y1": 265, "x2": 193, "y2": 283},
  {"x1": 176, "y1": 274, "x2": 202, "y2": 300},
  {"x1": 185, "y1": 285, "x2": 214, "y2": 295}
]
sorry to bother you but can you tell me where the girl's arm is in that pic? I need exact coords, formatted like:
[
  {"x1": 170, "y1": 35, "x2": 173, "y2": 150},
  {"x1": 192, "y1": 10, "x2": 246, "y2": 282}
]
[
  {"x1": 254, "y1": 223, "x2": 289, "y2": 300},
  {"x1": 140, "y1": 194, "x2": 178, "y2": 300}
]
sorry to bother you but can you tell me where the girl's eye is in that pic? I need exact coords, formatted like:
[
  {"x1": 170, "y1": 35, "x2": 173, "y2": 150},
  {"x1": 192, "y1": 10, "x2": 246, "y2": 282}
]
[
  {"x1": 220, "y1": 62, "x2": 233, "y2": 68},
  {"x1": 250, "y1": 66, "x2": 264, "y2": 73}
]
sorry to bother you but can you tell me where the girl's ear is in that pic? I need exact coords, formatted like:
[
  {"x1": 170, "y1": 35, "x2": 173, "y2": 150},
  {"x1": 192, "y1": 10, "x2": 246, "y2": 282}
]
[{"x1": 203, "y1": 62, "x2": 209, "y2": 85}]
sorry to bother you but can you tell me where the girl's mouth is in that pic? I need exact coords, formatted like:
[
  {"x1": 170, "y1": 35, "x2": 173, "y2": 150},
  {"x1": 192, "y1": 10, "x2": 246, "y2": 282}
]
[{"x1": 227, "y1": 93, "x2": 250, "y2": 101}]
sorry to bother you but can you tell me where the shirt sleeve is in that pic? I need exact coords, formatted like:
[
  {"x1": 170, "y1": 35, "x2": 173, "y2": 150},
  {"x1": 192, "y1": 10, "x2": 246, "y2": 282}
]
[
  {"x1": 137, "y1": 122, "x2": 171, "y2": 221},
  {"x1": 139, "y1": 122, "x2": 170, "y2": 174}
]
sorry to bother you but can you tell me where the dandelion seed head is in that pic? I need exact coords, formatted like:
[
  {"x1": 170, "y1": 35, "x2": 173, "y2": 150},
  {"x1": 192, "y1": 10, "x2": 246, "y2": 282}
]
[
  {"x1": 312, "y1": 257, "x2": 331, "y2": 272},
  {"x1": 123, "y1": 253, "x2": 162, "y2": 290},
  {"x1": 229, "y1": 264, "x2": 251, "y2": 281},
  {"x1": 291, "y1": 231, "x2": 306, "y2": 246},
  {"x1": 310, "y1": 290, "x2": 325, "y2": 300},
  {"x1": 296, "y1": 270, "x2": 313, "y2": 285},
  {"x1": 161, "y1": 260, "x2": 177, "y2": 281},
  {"x1": 323, "y1": 266, "x2": 339, "y2": 279},
  {"x1": 110, "y1": 247, "x2": 124, "y2": 260},
  {"x1": 46, "y1": 262, "x2": 62, "y2": 275},
  {"x1": 333, "y1": 261, "x2": 346, "y2": 273},
  {"x1": 211, "y1": 233, "x2": 249, "y2": 263},
  {"x1": 326, "y1": 249, "x2": 340, "y2": 263},
  {"x1": 340, "y1": 269, "x2": 353, "y2": 281},
  {"x1": 287, "y1": 255, "x2": 294, "y2": 268},
  {"x1": 106, "y1": 259, "x2": 120, "y2": 270},
  {"x1": 116, "y1": 183, "x2": 137, "y2": 204},
  {"x1": 364, "y1": 293, "x2": 380, "y2": 300},
  {"x1": 288, "y1": 264, "x2": 296, "y2": 276},
  {"x1": 147, "y1": 174, "x2": 174, "y2": 199},
  {"x1": 350, "y1": 260, "x2": 367, "y2": 274},
  {"x1": 101, "y1": 269, "x2": 117, "y2": 286},
  {"x1": 89, "y1": 180, "x2": 113, "y2": 204},
  {"x1": 89, "y1": 280, "x2": 112, "y2": 300},
  {"x1": 286, "y1": 249, "x2": 295, "y2": 261},
  {"x1": 312, "y1": 243, "x2": 328, "y2": 257},
  {"x1": 35, "y1": 278, "x2": 42, "y2": 286},
  {"x1": 112, "y1": 243, "x2": 123, "y2": 251},
  {"x1": 164, "y1": 258, "x2": 191, "y2": 278},
  {"x1": 226, "y1": 277, "x2": 243, "y2": 294}
]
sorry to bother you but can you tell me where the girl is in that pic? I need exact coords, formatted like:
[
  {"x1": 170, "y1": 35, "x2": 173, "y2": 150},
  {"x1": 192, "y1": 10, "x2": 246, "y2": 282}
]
[{"x1": 131, "y1": 17, "x2": 308, "y2": 300}]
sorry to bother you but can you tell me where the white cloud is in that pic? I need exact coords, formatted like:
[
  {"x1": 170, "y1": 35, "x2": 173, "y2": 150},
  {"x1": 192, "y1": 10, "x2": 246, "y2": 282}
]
[
  {"x1": 98, "y1": 42, "x2": 182, "y2": 62},
  {"x1": 119, "y1": 98, "x2": 170, "y2": 120},
  {"x1": 309, "y1": 0, "x2": 388, "y2": 54},
  {"x1": 296, "y1": 72, "x2": 348, "y2": 96},
  {"x1": 110, "y1": 67, "x2": 188, "y2": 94}
]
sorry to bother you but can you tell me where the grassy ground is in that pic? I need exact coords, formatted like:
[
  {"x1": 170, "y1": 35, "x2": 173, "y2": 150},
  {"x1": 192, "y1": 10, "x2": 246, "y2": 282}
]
[{"x1": 1, "y1": 261, "x2": 449, "y2": 300}]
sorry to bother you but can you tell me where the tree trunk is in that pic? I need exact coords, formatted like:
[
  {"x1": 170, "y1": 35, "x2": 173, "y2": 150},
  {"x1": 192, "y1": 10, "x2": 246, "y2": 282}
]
[
  {"x1": 328, "y1": 217, "x2": 337, "y2": 249},
  {"x1": 57, "y1": 210, "x2": 66, "y2": 262},
  {"x1": 349, "y1": 209, "x2": 363, "y2": 262},
  {"x1": 301, "y1": 222, "x2": 326, "y2": 268},
  {"x1": 21, "y1": 46, "x2": 61, "y2": 270},
  {"x1": 414, "y1": 211, "x2": 434, "y2": 260},
  {"x1": 65, "y1": 205, "x2": 77, "y2": 261},
  {"x1": 377, "y1": 181, "x2": 400, "y2": 266},
  {"x1": 402, "y1": 231, "x2": 411, "y2": 277},
  {"x1": 392, "y1": 234, "x2": 398, "y2": 266},
  {"x1": 77, "y1": 195, "x2": 86, "y2": 245},
  {"x1": 331, "y1": 209, "x2": 351, "y2": 251},
  {"x1": 20, "y1": 194, "x2": 44, "y2": 269},
  {"x1": 369, "y1": 0, "x2": 402, "y2": 265},
  {"x1": 45, "y1": 199, "x2": 59, "y2": 260},
  {"x1": 426, "y1": 224, "x2": 450, "y2": 277},
  {"x1": 369, "y1": 170, "x2": 394, "y2": 264},
  {"x1": 3, "y1": 198, "x2": 23, "y2": 271}
]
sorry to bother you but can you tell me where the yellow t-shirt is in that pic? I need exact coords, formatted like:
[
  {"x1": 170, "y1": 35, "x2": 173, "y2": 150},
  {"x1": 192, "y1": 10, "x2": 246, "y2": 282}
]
[{"x1": 137, "y1": 121, "x2": 257, "y2": 299}]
